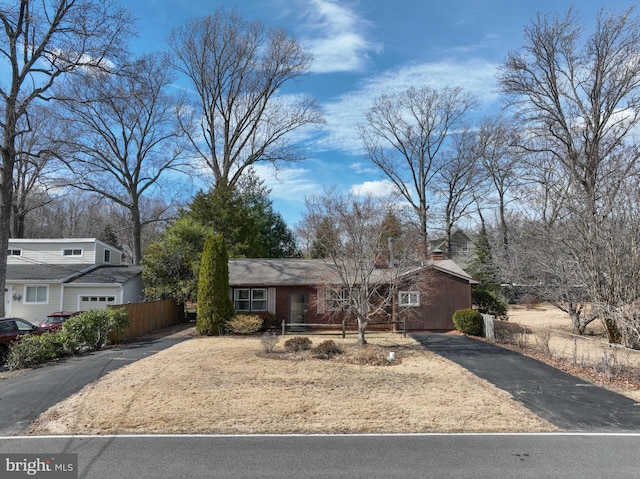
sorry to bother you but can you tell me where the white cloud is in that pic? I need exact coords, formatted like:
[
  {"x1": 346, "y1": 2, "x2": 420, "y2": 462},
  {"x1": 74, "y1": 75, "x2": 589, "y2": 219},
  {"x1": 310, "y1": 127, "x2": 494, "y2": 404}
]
[
  {"x1": 252, "y1": 163, "x2": 321, "y2": 202},
  {"x1": 350, "y1": 179, "x2": 396, "y2": 197},
  {"x1": 349, "y1": 161, "x2": 378, "y2": 175},
  {"x1": 294, "y1": 0, "x2": 381, "y2": 73},
  {"x1": 315, "y1": 59, "x2": 501, "y2": 155}
]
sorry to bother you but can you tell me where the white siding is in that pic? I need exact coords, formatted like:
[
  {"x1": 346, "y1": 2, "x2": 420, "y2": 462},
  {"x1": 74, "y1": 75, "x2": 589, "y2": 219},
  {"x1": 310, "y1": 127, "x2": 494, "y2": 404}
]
[
  {"x1": 5, "y1": 283, "x2": 64, "y2": 323},
  {"x1": 7, "y1": 239, "x2": 96, "y2": 265},
  {"x1": 7, "y1": 238, "x2": 124, "y2": 265}
]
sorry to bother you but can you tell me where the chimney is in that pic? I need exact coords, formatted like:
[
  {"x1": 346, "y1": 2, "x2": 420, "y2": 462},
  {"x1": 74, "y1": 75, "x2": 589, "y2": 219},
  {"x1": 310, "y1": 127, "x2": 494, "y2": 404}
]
[{"x1": 431, "y1": 248, "x2": 444, "y2": 261}]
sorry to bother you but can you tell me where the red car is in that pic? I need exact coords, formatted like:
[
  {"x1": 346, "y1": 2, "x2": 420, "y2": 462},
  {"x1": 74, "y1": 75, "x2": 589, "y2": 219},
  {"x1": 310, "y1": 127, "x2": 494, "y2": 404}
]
[
  {"x1": 37, "y1": 311, "x2": 81, "y2": 331},
  {"x1": 0, "y1": 317, "x2": 47, "y2": 363}
]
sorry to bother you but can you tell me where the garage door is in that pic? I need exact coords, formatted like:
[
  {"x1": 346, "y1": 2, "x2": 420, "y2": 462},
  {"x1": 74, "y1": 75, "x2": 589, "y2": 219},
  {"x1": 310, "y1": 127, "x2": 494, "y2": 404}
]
[{"x1": 80, "y1": 295, "x2": 116, "y2": 310}]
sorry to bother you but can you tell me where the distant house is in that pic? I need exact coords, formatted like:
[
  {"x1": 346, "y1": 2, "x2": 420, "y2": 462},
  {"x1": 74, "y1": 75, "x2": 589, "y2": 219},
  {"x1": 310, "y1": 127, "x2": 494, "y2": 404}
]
[
  {"x1": 228, "y1": 257, "x2": 475, "y2": 331},
  {"x1": 5, "y1": 238, "x2": 142, "y2": 323},
  {"x1": 430, "y1": 230, "x2": 476, "y2": 271}
]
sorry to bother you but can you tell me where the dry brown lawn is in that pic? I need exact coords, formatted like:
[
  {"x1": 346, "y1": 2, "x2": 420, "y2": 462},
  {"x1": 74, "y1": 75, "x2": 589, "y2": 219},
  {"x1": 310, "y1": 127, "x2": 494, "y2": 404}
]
[{"x1": 29, "y1": 330, "x2": 555, "y2": 435}]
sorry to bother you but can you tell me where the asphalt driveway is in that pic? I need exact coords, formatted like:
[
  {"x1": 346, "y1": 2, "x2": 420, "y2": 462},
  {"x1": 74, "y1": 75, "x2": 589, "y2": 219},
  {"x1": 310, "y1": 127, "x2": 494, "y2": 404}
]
[
  {"x1": 412, "y1": 333, "x2": 640, "y2": 432},
  {"x1": 0, "y1": 334, "x2": 189, "y2": 435}
]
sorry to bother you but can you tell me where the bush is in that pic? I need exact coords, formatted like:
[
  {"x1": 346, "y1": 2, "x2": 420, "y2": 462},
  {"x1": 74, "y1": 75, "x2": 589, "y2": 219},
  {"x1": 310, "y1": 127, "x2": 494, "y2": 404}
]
[
  {"x1": 284, "y1": 336, "x2": 312, "y2": 352},
  {"x1": 494, "y1": 320, "x2": 531, "y2": 347},
  {"x1": 261, "y1": 332, "x2": 280, "y2": 354},
  {"x1": 473, "y1": 288, "x2": 508, "y2": 319},
  {"x1": 6, "y1": 332, "x2": 73, "y2": 370},
  {"x1": 452, "y1": 308, "x2": 484, "y2": 336},
  {"x1": 62, "y1": 308, "x2": 129, "y2": 352},
  {"x1": 255, "y1": 312, "x2": 278, "y2": 331},
  {"x1": 227, "y1": 314, "x2": 264, "y2": 335},
  {"x1": 312, "y1": 340, "x2": 343, "y2": 359}
]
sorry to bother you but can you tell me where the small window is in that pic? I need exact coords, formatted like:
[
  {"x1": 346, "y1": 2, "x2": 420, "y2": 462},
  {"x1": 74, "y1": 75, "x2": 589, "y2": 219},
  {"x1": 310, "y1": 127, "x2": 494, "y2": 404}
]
[
  {"x1": 233, "y1": 288, "x2": 268, "y2": 312},
  {"x1": 326, "y1": 288, "x2": 349, "y2": 311},
  {"x1": 7, "y1": 249, "x2": 22, "y2": 256},
  {"x1": 25, "y1": 285, "x2": 48, "y2": 304},
  {"x1": 461, "y1": 241, "x2": 469, "y2": 253},
  {"x1": 104, "y1": 249, "x2": 111, "y2": 263},
  {"x1": 234, "y1": 289, "x2": 250, "y2": 311},
  {"x1": 399, "y1": 291, "x2": 420, "y2": 307},
  {"x1": 63, "y1": 248, "x2": 82, "y2": 256},
  {"x1": 251, "y1": 289, "x2": 267, "y2": 311}
]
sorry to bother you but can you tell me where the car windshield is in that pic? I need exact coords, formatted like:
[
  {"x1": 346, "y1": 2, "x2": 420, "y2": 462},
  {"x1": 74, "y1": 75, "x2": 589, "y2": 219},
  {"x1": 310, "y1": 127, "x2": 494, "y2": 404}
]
[{"x1": 44, "y1": 316, "x2": 66, "y2": 324}]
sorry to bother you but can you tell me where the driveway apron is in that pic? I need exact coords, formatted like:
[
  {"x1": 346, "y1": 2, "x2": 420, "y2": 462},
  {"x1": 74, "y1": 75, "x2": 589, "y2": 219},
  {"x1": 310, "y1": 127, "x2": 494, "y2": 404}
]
[{"x1": 412, "y1": 333, "x2": 640, "y2": 432}]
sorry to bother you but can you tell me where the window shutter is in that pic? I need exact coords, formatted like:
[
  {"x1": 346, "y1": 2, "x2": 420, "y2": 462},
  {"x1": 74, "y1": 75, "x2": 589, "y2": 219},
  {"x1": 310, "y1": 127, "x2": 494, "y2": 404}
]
[
  {"x1": 268, "y1": 288, "x2": 276, "y2": 314},
  {"x1": 317, "y1": 287, "x2": 325, "y2": 314}
]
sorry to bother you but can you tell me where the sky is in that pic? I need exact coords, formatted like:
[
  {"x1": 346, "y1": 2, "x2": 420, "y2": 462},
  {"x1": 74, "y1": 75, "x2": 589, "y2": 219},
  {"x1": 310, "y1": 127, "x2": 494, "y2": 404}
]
[{"x1": 122, "y1": 0, "x2": 636, "y2": 229}]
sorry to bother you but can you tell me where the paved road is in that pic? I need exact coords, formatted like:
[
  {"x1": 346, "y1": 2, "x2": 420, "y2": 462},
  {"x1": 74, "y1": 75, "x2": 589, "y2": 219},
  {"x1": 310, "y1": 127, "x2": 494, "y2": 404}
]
[
  {"x1": 0, "y1": 335, "x2": 189, "y2": 435},
  {"x1": 2, "y1": 434, "x2": 640, "y2": 478},
  {"x1": 412, "y1": 333, "x2": 640, "y2": 431}
]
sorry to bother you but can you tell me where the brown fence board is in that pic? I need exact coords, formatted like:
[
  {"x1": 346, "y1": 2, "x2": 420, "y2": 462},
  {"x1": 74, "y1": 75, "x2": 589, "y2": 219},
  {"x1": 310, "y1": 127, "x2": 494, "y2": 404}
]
[{"x1": 110, "y1": 299, "x2": 185, "y2": 342}]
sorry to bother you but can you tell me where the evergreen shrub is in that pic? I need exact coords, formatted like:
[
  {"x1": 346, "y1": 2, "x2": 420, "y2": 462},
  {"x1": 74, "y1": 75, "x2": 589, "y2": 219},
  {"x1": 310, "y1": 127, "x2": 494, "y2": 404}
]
[{"x1": 452, "y1": 308, "x2": 484, "y2": 336}]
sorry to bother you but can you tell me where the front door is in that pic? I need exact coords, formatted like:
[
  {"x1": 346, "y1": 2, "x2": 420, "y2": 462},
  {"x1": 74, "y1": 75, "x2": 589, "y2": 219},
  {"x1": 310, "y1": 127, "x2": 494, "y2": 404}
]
[{"x1": 288, "y1": 293, "x2": 306, "y2": 331}]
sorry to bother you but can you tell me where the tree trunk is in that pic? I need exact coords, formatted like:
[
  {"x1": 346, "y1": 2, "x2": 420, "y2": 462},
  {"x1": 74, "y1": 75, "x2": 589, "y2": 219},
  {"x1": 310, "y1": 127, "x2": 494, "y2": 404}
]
[
  {"x1": 0, "y1": 150, "x2": 14, "y2": 318},
  {"x1": 131, "y1": 205, "x2": 143, "y2": 265}
]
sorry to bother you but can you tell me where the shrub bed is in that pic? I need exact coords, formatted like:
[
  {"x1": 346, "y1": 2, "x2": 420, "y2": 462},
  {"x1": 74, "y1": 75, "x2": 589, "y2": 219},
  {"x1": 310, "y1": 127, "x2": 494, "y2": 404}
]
[
  {"x1": 284, "y1": 336, "x2": 312, "y2": 352},
  {"x1": 312, "y1": 340, "x2": 343, "y2": 359},
  {"x1": 7, "y1": 308, "x2": 129, "y2": 370}
]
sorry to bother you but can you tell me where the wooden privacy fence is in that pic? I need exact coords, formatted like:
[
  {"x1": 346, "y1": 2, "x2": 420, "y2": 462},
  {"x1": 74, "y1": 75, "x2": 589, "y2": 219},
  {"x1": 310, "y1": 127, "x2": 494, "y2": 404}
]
[{"x1": 110, "y1": 299, "x2": 185, "y2": 342}]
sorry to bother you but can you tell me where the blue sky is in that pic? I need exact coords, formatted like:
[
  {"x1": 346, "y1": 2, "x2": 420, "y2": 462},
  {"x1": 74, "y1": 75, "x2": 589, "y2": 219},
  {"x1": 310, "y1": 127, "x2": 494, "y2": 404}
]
[{"x1": 123, "y1": 0, "x2": 635, "y2": 228}]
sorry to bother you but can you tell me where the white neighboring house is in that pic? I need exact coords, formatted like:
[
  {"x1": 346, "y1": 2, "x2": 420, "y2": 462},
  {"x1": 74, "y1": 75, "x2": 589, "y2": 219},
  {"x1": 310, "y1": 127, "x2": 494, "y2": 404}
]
[{"x1": 5, "y1": 238, "x2": 143, "y2": 323}]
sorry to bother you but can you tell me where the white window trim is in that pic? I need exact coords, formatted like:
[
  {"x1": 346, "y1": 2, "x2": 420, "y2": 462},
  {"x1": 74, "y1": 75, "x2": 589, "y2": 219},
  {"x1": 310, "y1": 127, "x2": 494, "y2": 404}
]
[
  {"x1": 233, "y1": 288, "x2": 268, "y2": 312},
  {"x1": 399, "y1": 291, "x2": 420, "y2": 307},
  {"x1": 234, "y1": 288, "x2": 251, "y2": 312},
  {"x1": 7, "y1": 248, "x2": 22, "y2": 256},
  {"x1": 251, "y1": 288, "x2": 268, "y2": 312},
  {"x1": 104, "y1": 249, "x2": 111, "y2": 263},
  {"x1": 62, "y1": 248, "x2": 83, "y2": 257},
  {"x1": 326, "y1": 287, "x2": 360, "y2": 312},
  {"x1": 24, "y1": 285, "x2": 49, "y2": 304}
]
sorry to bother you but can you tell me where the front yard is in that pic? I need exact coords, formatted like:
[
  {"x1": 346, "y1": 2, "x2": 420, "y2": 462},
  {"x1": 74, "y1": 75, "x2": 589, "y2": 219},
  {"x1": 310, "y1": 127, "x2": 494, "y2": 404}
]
[{"x1": 29, "y1": 331, "x2": 554, "y2": 435}]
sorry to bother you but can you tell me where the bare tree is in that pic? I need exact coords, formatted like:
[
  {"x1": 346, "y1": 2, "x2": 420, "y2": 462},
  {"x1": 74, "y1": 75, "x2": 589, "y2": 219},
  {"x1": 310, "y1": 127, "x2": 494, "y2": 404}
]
[
  {"x1": 11, "y1": 106, "x2": 59, "y2": 237},
  {"x1": 167, "y1": 7, "x2": 324, "y2": 188},
  {"x1": 499, "y1": 6, "x2": 640, "y2": 343},
  {"x1": 434, "y1": 127, "x2": 483, "y2": 258},
  {"x1": 475, "y1": 115, "x2": 526, "y2": 261},
  {"x1": 0, "y1": 0, "x2": 132, "y2": 315},
  {"x1": 303, "y1": 190, "x2": 423, "y2": 345},
  {"x1": 360, "y1": 86, "x2": 475, "y2": 253},
  {"x1": 52, "y1": 53, "x2": 187, "y2": 265}
]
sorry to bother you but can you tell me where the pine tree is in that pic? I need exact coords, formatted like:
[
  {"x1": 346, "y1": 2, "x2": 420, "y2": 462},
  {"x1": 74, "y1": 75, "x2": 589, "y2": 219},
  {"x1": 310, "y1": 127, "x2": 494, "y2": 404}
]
[{"x1": 196, "y1": 233, "x2": 234, "y2": 335}]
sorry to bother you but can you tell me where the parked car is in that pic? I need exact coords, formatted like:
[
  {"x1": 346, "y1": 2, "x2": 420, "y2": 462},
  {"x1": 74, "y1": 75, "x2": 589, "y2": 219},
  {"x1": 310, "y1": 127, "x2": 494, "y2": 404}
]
[
  {"x1": 37, "y1": 311, "x2": 81, "y2": 331},
  {"x1": 0, "y1": 317, "x2": 47, "y2": 363}
]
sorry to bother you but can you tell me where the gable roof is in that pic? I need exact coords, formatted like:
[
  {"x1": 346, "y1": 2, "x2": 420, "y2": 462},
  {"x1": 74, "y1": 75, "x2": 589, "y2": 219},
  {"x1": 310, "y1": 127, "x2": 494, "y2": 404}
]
[
  {"x1": 6, "y1": 263, "x2": 142, "y2": 284},
  {"x1": 229, "y1": 259, "x2": 330, "y2": 286},
  {"x1": 228, "y1": 258, "x2": 475, "y2": 287}
]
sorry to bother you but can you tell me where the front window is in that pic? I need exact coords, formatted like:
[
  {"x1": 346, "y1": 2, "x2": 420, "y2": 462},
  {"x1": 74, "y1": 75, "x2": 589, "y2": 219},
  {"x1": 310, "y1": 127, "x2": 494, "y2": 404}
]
[
  {"x1": 25, "y1": 285, "x2": 48, "y2": 303},
  {"x1": 399, "y1": 291, "x2": 420, "y2": 307},
  {"x1": 234, "y1": 288, "x2": 267, "y2": 312},
  {"x1": 63, "y1": 248, "x2": 82, "y2": 256},
  {"x1": 325, "y1": 288, "x2": 360, "y2": 311},
  {"x1": 7, "y1": 249, "x2": 21, "y2": 256},
  {"x1": 251, "y1": 289, "x2": 267, "y2": 311}
]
